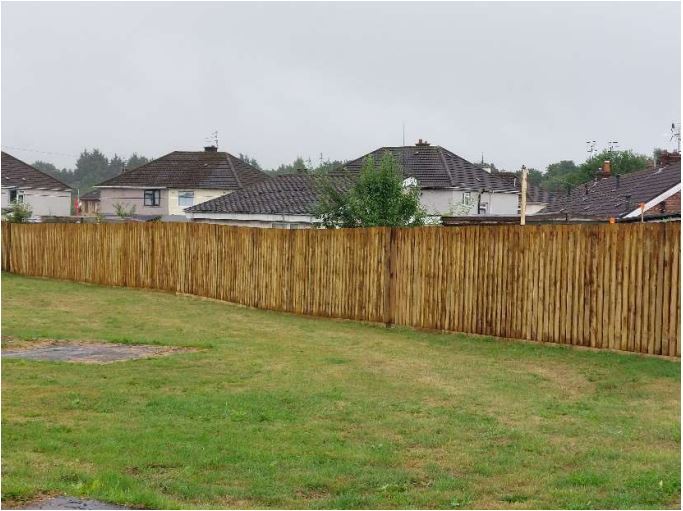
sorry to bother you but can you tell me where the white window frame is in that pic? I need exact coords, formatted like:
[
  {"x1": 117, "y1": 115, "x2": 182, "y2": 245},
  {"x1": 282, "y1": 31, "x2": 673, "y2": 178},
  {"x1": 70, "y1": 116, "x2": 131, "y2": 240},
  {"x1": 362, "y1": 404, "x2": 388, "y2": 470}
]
[
  {"x1": 463, "y1": 192, "x2": 471, "y2": 205},
  {"x1": 178, "y1": 191, "x2": 194, "y2": 208}
]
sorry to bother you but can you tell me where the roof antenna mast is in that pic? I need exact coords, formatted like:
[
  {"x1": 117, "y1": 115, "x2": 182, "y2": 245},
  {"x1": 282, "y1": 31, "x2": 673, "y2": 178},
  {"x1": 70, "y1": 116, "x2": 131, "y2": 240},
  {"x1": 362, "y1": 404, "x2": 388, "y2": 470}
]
[
  {"x1": 205, "y1": 130, "x2": 219, "y2": 149},
  {"x1": 671, "y1": 122, "x2": 681, "y2": 152},
  {"x1": 586, "y1": 140, "x2": 597, "y2": 160}
]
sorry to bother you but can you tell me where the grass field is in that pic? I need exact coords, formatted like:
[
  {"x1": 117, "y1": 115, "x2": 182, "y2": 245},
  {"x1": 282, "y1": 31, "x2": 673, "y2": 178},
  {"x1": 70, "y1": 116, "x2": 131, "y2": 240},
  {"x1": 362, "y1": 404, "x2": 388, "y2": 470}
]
[{"x1": 1, "y1": 273, "x2": 680, "y2": 509}]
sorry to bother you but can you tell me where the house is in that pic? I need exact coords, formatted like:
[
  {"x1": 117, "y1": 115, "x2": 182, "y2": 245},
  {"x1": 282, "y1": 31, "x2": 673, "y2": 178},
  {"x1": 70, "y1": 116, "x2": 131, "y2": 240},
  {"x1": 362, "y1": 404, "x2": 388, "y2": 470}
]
[
  {"x1": 79, "y1": 190, "x2": 100, "y2": 215},
  {"x1": 541, "y1": 157, "x2": 681, "y2": 221},
  {"x1": 185, "y1": 173, "x2": 353, "y2": 228},
  {"x1": 95, "y1": 146, "x2": 269, "y2": 221},
  {"x1": 332, "y1": 140, "x2": 520, "y2": 215},
  {"x1": 1, "y1": 152, "x2": 72, "y2": 218}
]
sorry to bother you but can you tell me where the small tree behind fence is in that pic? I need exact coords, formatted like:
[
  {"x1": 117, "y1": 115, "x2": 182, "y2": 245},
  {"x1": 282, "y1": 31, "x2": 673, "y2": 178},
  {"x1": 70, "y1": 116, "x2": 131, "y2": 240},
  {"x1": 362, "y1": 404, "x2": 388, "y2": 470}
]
[{"x1": 1, "y1": 221, "x2": 679, "y2": 357}]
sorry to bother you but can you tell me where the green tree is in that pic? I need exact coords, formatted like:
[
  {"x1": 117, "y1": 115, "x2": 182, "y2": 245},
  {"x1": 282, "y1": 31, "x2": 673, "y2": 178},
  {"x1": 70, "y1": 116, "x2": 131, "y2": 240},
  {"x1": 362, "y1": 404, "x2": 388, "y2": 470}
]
[
  {"x1": 271, "y1": 156, "x2": 308, "y2": 175},
  {"x1": 315, "y1": 151, "x2": 426, "y2": 228},
  {"x1": 542, "y1": 160, "x2": 579, "y2": 191},
  {"x1": 72, "y1": 149, "x2": 111, "y2": 191}
]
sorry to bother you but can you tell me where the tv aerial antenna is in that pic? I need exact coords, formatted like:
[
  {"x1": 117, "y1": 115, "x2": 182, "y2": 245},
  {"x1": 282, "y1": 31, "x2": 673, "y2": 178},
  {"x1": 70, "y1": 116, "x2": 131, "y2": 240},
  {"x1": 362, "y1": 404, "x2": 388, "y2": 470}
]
[
  {"x1": 671, "y1": 122, "x2": 681, "y2": 152},
  {"x1": 607, "y1": 140, "x2": 619, "y2": 153},
  {"x1": 586, "y1": 140, "x2": 597, "y2": 159},
  {"x1": 205, "y1": 130, "x2": 219, "y2": 148}
]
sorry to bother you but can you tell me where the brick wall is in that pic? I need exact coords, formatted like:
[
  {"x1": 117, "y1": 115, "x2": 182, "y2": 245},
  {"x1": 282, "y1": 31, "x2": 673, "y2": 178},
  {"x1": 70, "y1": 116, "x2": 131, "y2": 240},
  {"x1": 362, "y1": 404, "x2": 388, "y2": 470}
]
[{"x1": 645, "y1": 191, "x2": 680, "y2": 216}]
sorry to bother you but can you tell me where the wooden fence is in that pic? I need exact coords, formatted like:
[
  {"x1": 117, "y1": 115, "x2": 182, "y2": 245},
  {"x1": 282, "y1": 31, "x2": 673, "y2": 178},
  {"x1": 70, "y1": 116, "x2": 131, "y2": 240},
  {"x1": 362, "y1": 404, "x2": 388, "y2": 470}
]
[{"x1": 2, "y1": 221, "x2": 680, "y2": 357}]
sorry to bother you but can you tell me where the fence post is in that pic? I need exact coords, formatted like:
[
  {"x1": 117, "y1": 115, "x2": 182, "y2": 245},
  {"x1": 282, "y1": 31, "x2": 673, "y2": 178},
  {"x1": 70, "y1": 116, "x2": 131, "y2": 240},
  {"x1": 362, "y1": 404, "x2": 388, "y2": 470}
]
[{"x1": 383, "y1": 227, "x2": 397, "y2": 327}]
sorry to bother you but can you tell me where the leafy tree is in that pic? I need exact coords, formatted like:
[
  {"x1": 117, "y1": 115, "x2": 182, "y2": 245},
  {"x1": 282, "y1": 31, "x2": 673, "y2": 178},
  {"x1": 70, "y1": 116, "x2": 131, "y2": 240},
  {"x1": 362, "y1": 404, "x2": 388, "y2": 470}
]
[
  {"x1": 540, "y1": 150, "x2": 650, "y2": 191},
  {"x1": 2, "y1": 202, "x2": 33, "y2": 223},
  {"x1": 271, "y1": 156, "x2": 308, "y2": 175},
  {"x1": 315, "y1": 151, "x2": 426, "y2": 228},
  {"x1": 578, "y1": 149, "x2": 649, "y2": 180},
  {"x1": 269, "y1": 154, "x2": 345, "y2": 175},
  {"x1": 541, "y1": 160, "x2": 579, "y2": 191}
]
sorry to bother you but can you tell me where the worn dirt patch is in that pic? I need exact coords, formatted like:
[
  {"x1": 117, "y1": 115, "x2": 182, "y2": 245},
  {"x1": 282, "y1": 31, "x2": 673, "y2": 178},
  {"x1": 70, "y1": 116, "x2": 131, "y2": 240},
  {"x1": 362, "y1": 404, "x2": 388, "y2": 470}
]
[
  {"x1": 2, "y1": 337, "x2": 193, "y2": 364},
  {"x1": 12, "y1": 496, "x2": 129, "y2": 510}
]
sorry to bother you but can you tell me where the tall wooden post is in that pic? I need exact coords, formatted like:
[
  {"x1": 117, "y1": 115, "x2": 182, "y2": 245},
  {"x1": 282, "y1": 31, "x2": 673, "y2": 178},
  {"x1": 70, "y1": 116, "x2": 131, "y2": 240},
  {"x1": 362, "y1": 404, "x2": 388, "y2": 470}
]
[
  {"x1": 383, "y1": 227, "x2": 397, "y2": 327},
  {"x1": 520, "y1": 165, "x2": 528, "y2": 226}
]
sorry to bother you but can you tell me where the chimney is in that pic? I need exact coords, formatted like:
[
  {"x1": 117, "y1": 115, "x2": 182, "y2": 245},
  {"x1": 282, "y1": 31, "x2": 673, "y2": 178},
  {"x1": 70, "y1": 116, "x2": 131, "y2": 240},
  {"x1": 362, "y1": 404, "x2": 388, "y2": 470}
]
[
  {"x1": 416, "y1": 139, "x2": 430, "y2": 146},
  {"x1": 602, "y1": 160, "x2": 611, "y2": 176},
  {"x1": 204, "y1": 145, "x2": 218, "y2": 152}
]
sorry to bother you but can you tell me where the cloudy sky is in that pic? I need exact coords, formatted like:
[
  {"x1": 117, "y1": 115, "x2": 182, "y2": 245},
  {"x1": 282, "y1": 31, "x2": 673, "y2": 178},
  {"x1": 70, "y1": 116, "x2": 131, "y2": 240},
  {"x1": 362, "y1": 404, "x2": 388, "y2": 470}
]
[{"x1": 2, "y1": 1, "x2": 680, "y2": 171}]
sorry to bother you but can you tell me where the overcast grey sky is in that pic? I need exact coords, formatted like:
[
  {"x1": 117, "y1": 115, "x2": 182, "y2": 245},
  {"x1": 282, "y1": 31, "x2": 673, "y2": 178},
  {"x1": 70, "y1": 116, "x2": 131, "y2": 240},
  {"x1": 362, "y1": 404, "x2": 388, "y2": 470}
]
[{"x1": 1, "y1": 1, "x2": 680, "y2": 171}]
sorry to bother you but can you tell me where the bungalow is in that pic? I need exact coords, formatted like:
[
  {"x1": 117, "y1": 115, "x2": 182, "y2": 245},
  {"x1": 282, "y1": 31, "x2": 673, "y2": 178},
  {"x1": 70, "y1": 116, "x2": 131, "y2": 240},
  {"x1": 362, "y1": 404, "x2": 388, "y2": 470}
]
[
  {"x1": 541, "y1": 157, "x2": 681, "y2": 221},
  {"x1": 1, "y1": 152, "x2": 72, "y2": 218},
  {"x1": 95, "y1": 146, "x2": 269, "y2": 221},
  {"x1": 185, "y1": 173, "x2": 352, "y2": 228}
]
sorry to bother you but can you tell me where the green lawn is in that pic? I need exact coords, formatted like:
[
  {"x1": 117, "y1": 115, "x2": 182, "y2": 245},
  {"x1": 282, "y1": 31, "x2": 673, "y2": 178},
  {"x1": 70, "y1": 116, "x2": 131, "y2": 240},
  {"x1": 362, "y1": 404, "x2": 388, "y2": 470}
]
[{"x1": 1, "y1": 273, "x2": 680, "y2": 509}]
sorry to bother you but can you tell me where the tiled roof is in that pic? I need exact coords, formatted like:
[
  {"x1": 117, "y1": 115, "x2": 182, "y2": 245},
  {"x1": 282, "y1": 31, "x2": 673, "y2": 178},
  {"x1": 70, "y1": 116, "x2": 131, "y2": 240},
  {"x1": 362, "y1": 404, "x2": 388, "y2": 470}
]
[
  {"x1": 95, "y1": 150, "x2": 268, "y2": 191},
  {"x1": 186, "y1": 173, "x2": 353, "y2": 215},
  {"x1": 1, "y1": 152, "x2": 71, "y2": 191},
  {"x1": 542, "y1": 162, "x2": 681, "y2": 218},
  {"x1": 334, "y1": 145, "x2": 518, "y2": 192}
]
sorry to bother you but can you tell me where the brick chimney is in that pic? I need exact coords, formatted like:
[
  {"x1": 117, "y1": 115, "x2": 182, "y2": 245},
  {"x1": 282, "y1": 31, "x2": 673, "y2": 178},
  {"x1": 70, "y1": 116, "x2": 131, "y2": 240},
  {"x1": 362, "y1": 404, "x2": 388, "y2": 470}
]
[
  {"x1": 597, "y1": 160, "x2": 611, "y2": 179},
  {"x1": 204, "y1": 145, "x2": 218, "y2": 152},
  {"x1": 416, "y1": 139, "x2": 430, "y2": 146}
]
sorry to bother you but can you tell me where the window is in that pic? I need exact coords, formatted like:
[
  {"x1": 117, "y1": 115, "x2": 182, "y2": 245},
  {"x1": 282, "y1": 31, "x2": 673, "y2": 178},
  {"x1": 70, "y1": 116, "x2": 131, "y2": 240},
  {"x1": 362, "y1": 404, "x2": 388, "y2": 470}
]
[
  {"x1": 9, "y1": 190, "x2": 23, "y2": 203},
  {"x1": 144, "y1": 189, "x2": 161, "y2": 207},
  {"x1": 462, "y1": 192, "x2": 471, "y2": 204},
  {"x1": 178, "y1": 191, "x2": 194, "y2": 208},
  {"x1": 478, "y1": 202, "x2": 489, "y2": 214}
]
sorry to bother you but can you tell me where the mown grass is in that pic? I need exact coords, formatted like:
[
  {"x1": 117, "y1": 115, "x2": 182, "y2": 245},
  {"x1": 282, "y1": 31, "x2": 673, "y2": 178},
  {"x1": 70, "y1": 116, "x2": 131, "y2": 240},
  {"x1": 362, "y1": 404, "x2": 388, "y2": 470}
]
[{"x1": 1, "y1": 273, "x2": 680, "y2": 509}]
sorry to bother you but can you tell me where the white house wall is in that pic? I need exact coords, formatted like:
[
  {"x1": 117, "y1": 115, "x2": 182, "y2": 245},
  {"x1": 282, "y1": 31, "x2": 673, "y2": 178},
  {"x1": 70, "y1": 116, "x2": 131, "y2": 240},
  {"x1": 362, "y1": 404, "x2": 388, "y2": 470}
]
[
  {"x1": 419, "y1": 189, "x2": 519, "y2": 216},
  {"x1": 1, "y1": 188, "x2": 71, "y2": 216},
  {"x1": 99, "y1": 188, "x2": 169, "y2": 216},
  {"x1": 1, "y1": 189, "x2": 10, "y2": 209}
]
